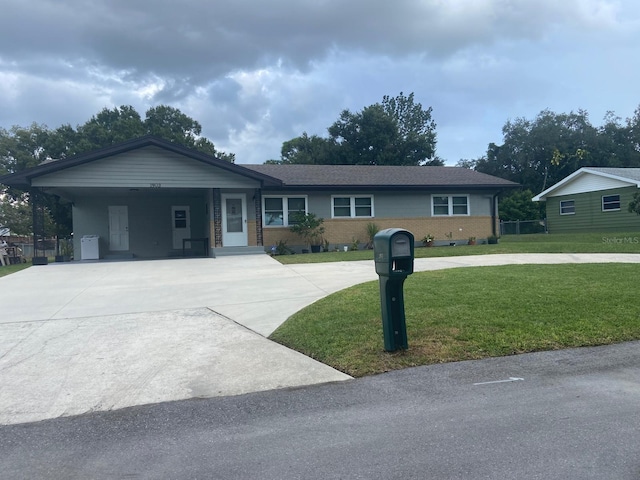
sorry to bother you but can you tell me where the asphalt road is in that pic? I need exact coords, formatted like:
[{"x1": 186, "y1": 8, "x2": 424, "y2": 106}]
[{"x1": 2, "y1": 341, "x2": 639, "y2": 480}]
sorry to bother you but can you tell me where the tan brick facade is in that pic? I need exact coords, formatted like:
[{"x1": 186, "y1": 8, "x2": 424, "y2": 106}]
[
  {"x1": 247, "y1": 220, "x2": 257, "y2": 246},
  {"x1": 263, "y1": 216, "x2": 497, "y2": 249}
]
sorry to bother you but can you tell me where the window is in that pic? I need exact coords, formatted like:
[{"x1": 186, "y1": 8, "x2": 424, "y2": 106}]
[
  {"x1": 560, "y1": 200, "x2": 575, "y2": 215},
  {"x1": 432, "y1": 195, "x2": 469, "y2": 216},
  {"x1": 602, "y1": 194, "x2": 620, "y2": 211},
  {"x1": 331, "y1": 196, "x2": 374, "y2": 218},
  {"x1": 263, "y1": 196, "x2": 307, "y2": 226}
]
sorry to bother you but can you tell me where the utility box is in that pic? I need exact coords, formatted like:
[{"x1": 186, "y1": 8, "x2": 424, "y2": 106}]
[
  {"x1": 80, "y1": 235, "x2": 100, "y2": 260},
  {"x1": 373, "y1": 228, "x2": 415, "y2": 351}
]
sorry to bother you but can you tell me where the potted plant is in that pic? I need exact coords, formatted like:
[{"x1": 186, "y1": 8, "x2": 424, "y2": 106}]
[
  {"x1": 55, "y1": 236, "x2": 73, "y2": 262},
  {"x1": 422, "y1": 234, "x2": 434, "y2": 247},
  {"x1": 445, "y1": 231, "x2": 455, "y2": 246},
  {"x1": 468, "y1": 236, "x2": 476, "y2": 246},
  {"x1": 365, "y1": 222, "x2": 379, "y2": 249},
  {"x1": 488, "y1": 235, "x2": 499, "y2": 244},
  {"x1": 289, "y1": 212, "x2": 325, "y2": 253}
]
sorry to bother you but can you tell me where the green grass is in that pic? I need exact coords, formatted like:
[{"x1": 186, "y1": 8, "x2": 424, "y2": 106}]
[
  {"x1": 269, "y1": 263, "x2": 640, "y2": 377},
  {"x1": 274, "y1": 231, "x2": 640, "y2": 264},
  {"x1": 0, "y1": 262, "x2": 30, "y2": 278}
]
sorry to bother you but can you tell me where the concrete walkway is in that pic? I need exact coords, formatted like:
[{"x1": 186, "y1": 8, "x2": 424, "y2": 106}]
[{"x1": 1, "y1": 253, "x2": 639, "y2": 425}]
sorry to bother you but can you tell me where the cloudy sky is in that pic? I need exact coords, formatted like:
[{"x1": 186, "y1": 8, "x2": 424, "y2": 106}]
[{"x1": 1, "y1": 0, "x2": 639, "y2": 165}]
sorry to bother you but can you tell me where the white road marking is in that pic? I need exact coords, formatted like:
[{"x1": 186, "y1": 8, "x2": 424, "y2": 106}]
[{"x1": 473, "y1": 377, "x2": 524, "y2": 386}]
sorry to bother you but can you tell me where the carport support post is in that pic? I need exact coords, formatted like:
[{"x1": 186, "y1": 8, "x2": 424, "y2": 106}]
[
  {"x1": 378, "y1": 276, "x2": 408, "y2": 351},
  {"x1": 30, "y1": 188, "x2": 48, "y2": 265}
]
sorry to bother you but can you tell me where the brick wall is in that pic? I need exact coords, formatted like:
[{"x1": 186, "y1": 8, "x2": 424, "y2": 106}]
[{"x1": 263, "y1": 216, "x2": 496, "y2": 249}]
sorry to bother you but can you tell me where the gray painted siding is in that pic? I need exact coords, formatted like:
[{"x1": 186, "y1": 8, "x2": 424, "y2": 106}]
[
  {"x1": 33, "y1": 146, "x2": 260, "y2": 189},
  {"x1": 546, "y1": 186, "x2": 640, "y2": 233},
  {"x1": 73, "y1": 193, "x2": 208, "y2": 258},
  {"x1": 375, "y1": 191, "x2": 493, "y2": 217},
  {"x1": 274, "y1": 191, "x2": 494, "y2": 218}
]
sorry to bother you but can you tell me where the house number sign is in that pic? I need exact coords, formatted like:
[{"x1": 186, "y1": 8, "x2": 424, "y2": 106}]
[{"x1": 150, "y1": 183, "x2": 162, "y2": 188}]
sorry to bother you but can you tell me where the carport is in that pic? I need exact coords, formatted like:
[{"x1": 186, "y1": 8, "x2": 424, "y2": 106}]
[{"x1": 0, "y1": 136, "x2": 281, "y2": 260}]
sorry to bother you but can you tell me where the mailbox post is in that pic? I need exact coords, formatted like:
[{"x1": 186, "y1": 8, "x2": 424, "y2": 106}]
[{"x1": 373, "y1": 228, "x2": 414, "y2": 351}]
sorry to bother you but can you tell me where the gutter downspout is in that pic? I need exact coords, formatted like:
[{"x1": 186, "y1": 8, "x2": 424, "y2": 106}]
[{"x1": 491, "y1": 191, "x2": 501, "y2": 237}]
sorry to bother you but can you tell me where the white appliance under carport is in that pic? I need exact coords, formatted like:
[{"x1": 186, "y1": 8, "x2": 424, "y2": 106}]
[{"x1": 80, "y1": 235, "x2": 100, "y2": 260}]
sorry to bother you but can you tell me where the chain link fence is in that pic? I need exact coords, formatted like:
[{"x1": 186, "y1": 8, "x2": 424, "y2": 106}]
[{"x1": 500, "y1": 219, "x2": 547, "y2": 235}]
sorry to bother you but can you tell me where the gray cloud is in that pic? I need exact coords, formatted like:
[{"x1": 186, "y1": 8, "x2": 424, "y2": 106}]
[{"x1": 1, "y1": 0, "x2": 639, "y2": 164}]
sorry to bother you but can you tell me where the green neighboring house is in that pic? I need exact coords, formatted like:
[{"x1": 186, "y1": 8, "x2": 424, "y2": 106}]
[{"x1": 533, "y1": 167, "x2": 640, "y2": 233}]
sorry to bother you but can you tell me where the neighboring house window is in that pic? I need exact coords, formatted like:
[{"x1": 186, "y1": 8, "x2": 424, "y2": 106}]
[
  {"x1": 263, "y1": 196, "x2": 307, "y2": 226},
  {"x1": 331, "y1": 196, "x2": 374, "y2": 218},
  {"x1": 560, "y1": 200, "x2": 575, "y2": 215},
  {"x1": 602, "y1": 194, "x2": 621, "y2": 211},
  {"x1": 432, "y1": 195, "x2": 469, "y2": 216}
]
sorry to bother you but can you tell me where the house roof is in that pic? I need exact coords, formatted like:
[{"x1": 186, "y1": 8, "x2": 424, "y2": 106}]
[
  {"x1": 0, "y1": 135, "x2": 282, "y2": 189},
  {"x1": 0, "y1": 135, "x2": 518, "y2": 191},
  {"x1": 244, "y1": 164, "x2": 519, "y2": 190},
  {"x1": 532, "y1": 167, "x2": 640, "y2": 201}
]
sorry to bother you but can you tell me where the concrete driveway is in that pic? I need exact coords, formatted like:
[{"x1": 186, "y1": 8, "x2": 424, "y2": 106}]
[{"x1": 2, "y1": 253, "x2": 640, "y2": 425}]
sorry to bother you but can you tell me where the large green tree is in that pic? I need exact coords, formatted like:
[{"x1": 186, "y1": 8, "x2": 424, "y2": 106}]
[
  {"x1": 274, "y1": 93, "x2": 441, "y2": 166},
  {"x1": 498, "y1": 189, "x2": 544, "y2": 221},
  {"x1": 475, "y1": 109, "x2": 599, "y2": 194},
  {"x1": 274, "y1": 132, "x2": 338, "y2": 165},
  {"x1": 475, "y1": 108, "x2": 640, "y2": 196},
  {"x1": 381, "y1": 92, "x2": 438, "y2": 165}
]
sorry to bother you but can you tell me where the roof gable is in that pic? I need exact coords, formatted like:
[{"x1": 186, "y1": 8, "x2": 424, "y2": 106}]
[
  {"x1": 32, "y1": 145, "x2": 263, "y2": 189},
  {"x1": 0, "y1": 135, "x2": 281, "y2": 188},
  {"x1": 533, "y1": 167, "x2": 640, "y2": 201}
]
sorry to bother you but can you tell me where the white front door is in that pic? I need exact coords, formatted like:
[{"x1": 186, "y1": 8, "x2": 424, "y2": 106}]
[
  {"x1": 221, "y1": 194, "x2": 248, "y2": 247},
  {"x1": 108, "y1": 205, "x2": 129, "y2": 251},
  {"x1": 172, "y1": 206, "x2": 191, "y2": 249}
]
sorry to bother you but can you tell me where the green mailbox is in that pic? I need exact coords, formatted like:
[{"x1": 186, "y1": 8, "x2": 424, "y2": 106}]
[{"x1": 373, "y1": 228, "x2": 414, "y2": 351}]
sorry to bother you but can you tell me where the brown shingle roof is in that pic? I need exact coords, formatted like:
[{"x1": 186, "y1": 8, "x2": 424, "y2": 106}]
[{"x1": 243, "y1": 164, "x2": 518, "y2": 189}]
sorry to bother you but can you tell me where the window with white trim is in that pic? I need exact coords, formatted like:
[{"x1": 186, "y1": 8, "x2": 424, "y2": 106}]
[
  {"x1": 431, "y1": 195, "x2": 469, "y2": 216},
  {"x1": 602, "y1": 194, "x2": 620, "y2": 211},
  {"x1": 331, "y1": 196, "x2": 374, "y2": 218},
  {"x1": 560, "y1": 200, "x2": 575, "y2": 215},
  {"x1": 263, "y1": 196, "x2": 307, "y2": 226}
]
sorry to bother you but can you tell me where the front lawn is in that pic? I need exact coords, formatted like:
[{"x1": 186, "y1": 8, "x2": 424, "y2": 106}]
[
  {"x1": 0, "y1": 262, "x2": 30, "y2": 278},
  {"x1": 269, "y1": 263, "x2": 640, "y2": 377},
  {"x1": 274, "y1": 231, "x2": 640, "y2": 264}
]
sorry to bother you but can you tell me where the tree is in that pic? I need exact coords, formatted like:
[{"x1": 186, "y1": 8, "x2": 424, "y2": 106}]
[
  {"x1": 456, "y1": 158, "x2": 478, "y2": 169},
  {"x1": 276, "y1": 93, "x2": 441, "y2": 166},
  {"x1": 0, "y1": 123, "x2": 51, "y2": 175},
  {"x1": 144, "y1": 106, "x2": 235, "y2": 161},
  {"x1": 475, "y1": 109, "x2": 601, "y2": 194},
  {"x1": 595, "y1": 111, "x2": 639, "y2": 167},
  {"x1": 277, "y1": 132, "x2": 337, "y2": 165},
  {"x1": 289, "y1": 212, "x2": 325, "y2": 249},
  {"x1": 0, "y1": 193, "x2": 59, "y2": 236},
  {"x1": 0, "y1": 195, "x2": 32, "y2": 235},
  {"x1": 498, "y1": 189, "x2": 544, "y2": 221},
  {"x1": 381, "y1": 92, "x2": 438, "y2": 165},
  {"x1": 328, "y1": 104, "x2": 401, "y2": 165},
  {"x1": 74, "y1": 105, "x2": 145, "y2": 154}
]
